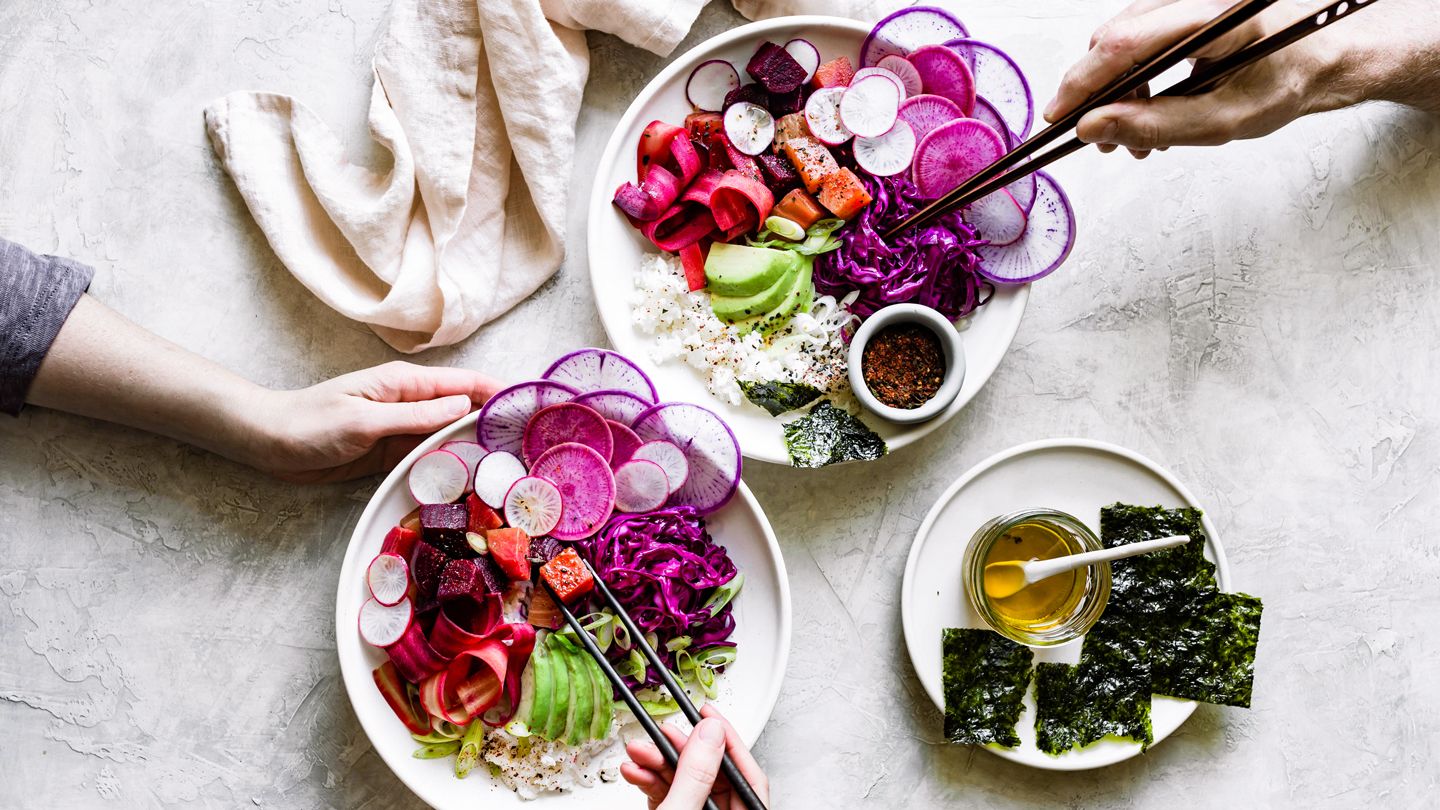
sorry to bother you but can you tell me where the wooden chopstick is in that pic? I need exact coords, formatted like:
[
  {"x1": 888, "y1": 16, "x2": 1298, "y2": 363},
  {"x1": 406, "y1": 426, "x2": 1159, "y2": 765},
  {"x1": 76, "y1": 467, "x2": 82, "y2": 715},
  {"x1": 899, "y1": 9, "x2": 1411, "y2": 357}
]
[
  {"x1": 895, "y1": 0, "x2": 1386, "y2": 225},
  {"x1": 886, "y1": 0, "x2": 1280, "y2": 238},
  {"x1": 584, "y1": 560, "x2": 769, "y2": 810},
  {"x1": 543, "y1": 581, "x2": 723, "y2": 810}
]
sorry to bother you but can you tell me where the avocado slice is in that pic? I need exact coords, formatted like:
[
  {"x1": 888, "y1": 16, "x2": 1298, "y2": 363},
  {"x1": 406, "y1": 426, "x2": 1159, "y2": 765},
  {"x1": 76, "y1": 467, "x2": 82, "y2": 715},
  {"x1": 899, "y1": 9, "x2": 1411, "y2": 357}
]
[
  {"x1": 711, "y1": 252, "x2": 800, "y2": 323},
  {"x1": 586, "y1": 653, "x2": 614, "y2": 740},
  {"x1": 514, "y1": 650, "x2": 539, "y2": 733},
  {"x1": 558, "y1": 641, "x2": 595, "y2": 745},
  {"x1": 705, "y1": 243, "x2": 796, "y2": 296},
  {"x1": 527, "y1": 637, "x2": 556, "y2": 738},
  {"x1": 735, "y1": 261, "x2": 813, "y2": 337},
  {"x1": 543, "y1": 635, "x2": 571, "y2": 740}
]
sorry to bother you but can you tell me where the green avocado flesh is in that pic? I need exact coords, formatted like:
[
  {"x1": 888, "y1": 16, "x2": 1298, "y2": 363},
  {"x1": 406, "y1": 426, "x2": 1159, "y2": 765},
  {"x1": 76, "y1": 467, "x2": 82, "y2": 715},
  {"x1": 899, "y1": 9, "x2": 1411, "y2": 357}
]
[
  {"x1": 731, "y1": 261, "x2": 814, "y2": 336},
  {"x1": 544, "y1": 636, "x2": 571, "y2": 740},
  {"x1": 710, "y1": 253, "x2": 801, "y2": 322},
  {"x1": 558, "y1": 640, "x2": 594, "y2": 745},
  {"x1": 527, "y1": 639, "x2": 555, "y2": 737},
  {"x1": 704, "y1": 243, "x2": 795, "y2": 296},
  {"x1": 586, "y1": 652, "x2": 614, "y2": 740},
  {"x1": 941, "y1": 628, "x2": 1032, "y2": 748}
]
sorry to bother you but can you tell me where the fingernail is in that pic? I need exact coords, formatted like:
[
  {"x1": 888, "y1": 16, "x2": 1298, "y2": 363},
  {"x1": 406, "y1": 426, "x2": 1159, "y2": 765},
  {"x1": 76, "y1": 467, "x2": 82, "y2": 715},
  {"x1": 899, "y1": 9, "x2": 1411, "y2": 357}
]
[
  {"x1": 697, "y1": 719, "x2": 725, "y2": 744},
  {"x1": 1042, "y1": 98, "x2": 1057, "y2": 121}
]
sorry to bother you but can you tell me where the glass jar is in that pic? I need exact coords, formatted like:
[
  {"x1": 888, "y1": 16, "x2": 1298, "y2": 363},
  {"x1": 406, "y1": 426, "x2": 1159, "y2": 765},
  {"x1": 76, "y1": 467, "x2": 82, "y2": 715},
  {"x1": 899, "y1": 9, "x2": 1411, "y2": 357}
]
[{"x1": 963, "y1": 508, "x2": 1111, "y2": 647}]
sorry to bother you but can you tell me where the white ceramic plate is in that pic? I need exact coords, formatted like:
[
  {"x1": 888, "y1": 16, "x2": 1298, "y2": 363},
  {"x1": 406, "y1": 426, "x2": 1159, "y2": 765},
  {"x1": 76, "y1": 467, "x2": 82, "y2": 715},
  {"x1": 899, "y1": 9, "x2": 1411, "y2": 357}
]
[
  {"x1": 900, "y1": 439, "x2": 1232, "y2": 770},
  {"x1": 336, "y1": 413, "x2": 792, "y2": 809},
  {"x1": 587, "y1": 16, "x2": 1029, "y2": 466}
]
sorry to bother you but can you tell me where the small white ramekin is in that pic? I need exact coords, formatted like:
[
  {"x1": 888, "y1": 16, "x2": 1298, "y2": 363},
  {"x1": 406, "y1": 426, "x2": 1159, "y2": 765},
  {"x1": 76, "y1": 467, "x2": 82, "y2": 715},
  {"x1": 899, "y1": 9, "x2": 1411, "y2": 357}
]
[{"x1": 847, "y1": 304, "x2": 966, "y2": 424}]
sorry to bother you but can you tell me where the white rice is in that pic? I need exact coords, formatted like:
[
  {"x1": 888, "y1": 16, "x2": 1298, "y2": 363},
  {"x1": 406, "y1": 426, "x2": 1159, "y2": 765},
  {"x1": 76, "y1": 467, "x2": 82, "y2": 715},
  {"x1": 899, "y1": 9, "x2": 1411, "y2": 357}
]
[{"x1": 631, "y1": 253, "x2": 858, "y2": 405}]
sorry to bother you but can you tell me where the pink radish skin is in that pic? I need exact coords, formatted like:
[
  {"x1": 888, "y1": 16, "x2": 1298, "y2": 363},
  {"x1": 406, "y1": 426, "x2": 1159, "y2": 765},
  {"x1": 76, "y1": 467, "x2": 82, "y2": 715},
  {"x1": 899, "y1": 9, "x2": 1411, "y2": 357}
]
[
  {"x1": 608, "y1": 420, "x2": 644, "y2": 468},
  {"x1": 477, "y1": 380, "x2": 577, "y2": 456},
  {"x1": 852, "y1": 66, "x2": 907, "y2": 100},
  {"x1": 503, "y1": 476, "x2": 564, "y2": 537},
  {"x1": 854, "y1": 120, "x2": 917, "y2": 177},
  {"x1": 975, "y1": 171, "x2": 1075, "y2": 284},
  {"x1": 408, "y1": 449, "x2": 469, "y2": 505},
  {"x1": 529, "y1": 443, "x2": 616, "y2": 541},
  {"x1": 631, "y1": 441, "x2": 689, "y2": 495},
  {"x1": 522, "y1": 402, "x2": 613, "y2": 467},
  {"x1": 358, "y1": 596, "x2": 413, "y2": 647},
  {"x1": 804, "y1": 86, "x2": 852, "y2": 146},
  {"x1": 897, "y1": 94, "x2": 962, "y2": 144},
  {"x1": 783, "y1": 39, "x2": 821, "y2": 83},
  {"x1": 687, "y1": 59, "x2": 741, "y2": 112},
  {"x1": 966, "y1": 188, "x2": 1028, "y2": 246},
  {"x1": 908, "y1": 44, "x2": 976, "y2": 116},
  {"x1": 573, "y1": 389, "x2": 650, "y2": 425},
  {"x1": 440, "y1": 440, "x2": 487, "y2": 492},
  {"x1": 911, "y1": 117, "x2": 1006, "y2": 200},
  {"x1": 367, "y1": 552, "x2": 410, "y2": 607},
  {"x1": 544, "y1": 348, "x2": 657, "y2": 403},
  {"x1": 474, "y1": 450, "x2": 527, "y2": 509},
  {"x1": 613, "y1": 459, "x2": 671, "y2": 513},
  {"x1": 877, "y1": 55, "x2": 924, "y2": 96},
  {"x1": 840, "y1": 74, "x2": 901, "y2": 138}
]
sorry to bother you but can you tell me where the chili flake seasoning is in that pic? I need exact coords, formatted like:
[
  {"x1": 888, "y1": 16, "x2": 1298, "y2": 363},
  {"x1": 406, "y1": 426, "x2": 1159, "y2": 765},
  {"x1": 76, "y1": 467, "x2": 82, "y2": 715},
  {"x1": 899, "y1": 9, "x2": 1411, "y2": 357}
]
[{"x1": 861, "y1": 323, "x2": 945, "y2": 409}]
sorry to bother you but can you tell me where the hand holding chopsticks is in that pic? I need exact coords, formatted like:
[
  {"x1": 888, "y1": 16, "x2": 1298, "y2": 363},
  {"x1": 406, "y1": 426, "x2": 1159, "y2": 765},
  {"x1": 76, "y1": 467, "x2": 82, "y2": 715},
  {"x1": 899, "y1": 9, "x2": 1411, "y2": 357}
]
[{"x1": 888, "y1": 0, "x2": 1388, "y2": 239}]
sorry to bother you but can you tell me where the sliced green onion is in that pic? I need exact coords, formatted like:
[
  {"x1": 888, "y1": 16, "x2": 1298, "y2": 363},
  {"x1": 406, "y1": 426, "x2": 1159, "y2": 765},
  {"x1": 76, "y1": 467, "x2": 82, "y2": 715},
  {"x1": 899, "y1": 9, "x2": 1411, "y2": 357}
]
[
  {"x1": 664, "y1": 635, "x2": 692, "y2": 652},
  {"x1": 465, "y1": 531, "x2": 488, "y2": 555},
  {"x1": 762, "y1": 216, "x2": 806, "y2": 241},
  {"x1": 454, "y1": 721, "x2": 485, "y2": 778},
  {"x1": 702, "y1": 573, "x2": 746, "y2": 616},
  {"x1": 613, "y1": 621, "x2": 632, "y2": 651},
  {"x1": 504, "y1": 719, "x2": 532, "y2": 738},
  {"x1": 410, "y1": 730, "x2": 456, "y2": 744},
  {"x1": 695, "y1": 664, "x2": 718, "y2": 699},
  {"x1": 413, "y1": 741, "x2": 461, "y2": 759},
  {"x1": 636, "y1": 689, "x2": 680, "y2": 717},
  {"x1": 695, "y1": 646, "x2": 738, "y2": 669}
]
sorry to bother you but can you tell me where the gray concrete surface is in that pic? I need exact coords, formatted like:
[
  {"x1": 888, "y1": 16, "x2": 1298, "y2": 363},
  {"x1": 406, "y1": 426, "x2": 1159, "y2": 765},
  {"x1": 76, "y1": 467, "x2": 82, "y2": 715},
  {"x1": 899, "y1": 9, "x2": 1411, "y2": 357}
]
[{"x1": 2, "y1": 0, "x2": 1437, "y2": 807}]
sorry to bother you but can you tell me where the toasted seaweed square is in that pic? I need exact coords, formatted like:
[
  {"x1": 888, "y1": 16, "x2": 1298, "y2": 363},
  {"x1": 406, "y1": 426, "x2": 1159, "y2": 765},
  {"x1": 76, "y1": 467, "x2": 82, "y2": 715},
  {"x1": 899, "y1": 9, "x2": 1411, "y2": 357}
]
[
  {"x1": 1147, "y1": 590, "x2": 1263, "y2": 707},
  {"x1": 782, "y1": 401, "x2": 887, "y2": 467},
  {"x1": 941, "y1": 628, "x2": 1033, "y2": 748},
  {"x1": 1100, "y1": 503, "x2": 1218, "y2": 611},
  {"x1": 1035, "y1": 617, "x2": 1154, "y2": 755},
  {"x1": 738, "y1": 380, "x2": 823, "y2": 416}
]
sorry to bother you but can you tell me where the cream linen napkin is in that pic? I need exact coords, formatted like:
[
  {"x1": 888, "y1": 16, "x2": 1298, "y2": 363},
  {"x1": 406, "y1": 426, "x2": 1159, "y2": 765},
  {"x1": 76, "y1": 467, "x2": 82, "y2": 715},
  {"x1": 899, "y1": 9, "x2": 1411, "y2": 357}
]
[{"x1": 206, "y1": 0, "x2": 708, "y2": 352}]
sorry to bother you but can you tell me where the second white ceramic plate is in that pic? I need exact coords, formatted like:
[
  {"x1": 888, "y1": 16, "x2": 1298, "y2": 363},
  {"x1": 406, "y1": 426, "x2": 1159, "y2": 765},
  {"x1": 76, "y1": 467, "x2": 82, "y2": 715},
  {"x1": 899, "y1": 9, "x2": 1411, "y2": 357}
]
[{"x1": 900, "y1": 438, "x2": 1232, "y2": 770}]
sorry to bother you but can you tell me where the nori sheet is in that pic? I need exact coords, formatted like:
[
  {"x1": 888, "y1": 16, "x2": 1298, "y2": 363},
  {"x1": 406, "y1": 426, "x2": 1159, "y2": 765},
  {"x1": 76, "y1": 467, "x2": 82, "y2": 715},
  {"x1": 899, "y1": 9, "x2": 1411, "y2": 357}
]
[
  {"x1": 942, "y1": 628, "x2": 1033, "y2": 748},
  {"x1": 782, "y1": 401, "x2": 887, "y2": 467},
  {"x1": 738, "y1": 380, "x2": 823, "y2": 416},
  {"x1": 1034, "y1": 616, "x2": 1154, "y2": 755}
]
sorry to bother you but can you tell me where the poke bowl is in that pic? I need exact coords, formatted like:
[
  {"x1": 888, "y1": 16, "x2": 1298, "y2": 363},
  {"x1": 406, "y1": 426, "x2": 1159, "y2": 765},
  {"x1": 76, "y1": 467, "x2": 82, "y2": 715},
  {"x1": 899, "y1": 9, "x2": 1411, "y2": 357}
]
[{"x1": 588, "y1": 10, "x2": 1077, "y2": 467}]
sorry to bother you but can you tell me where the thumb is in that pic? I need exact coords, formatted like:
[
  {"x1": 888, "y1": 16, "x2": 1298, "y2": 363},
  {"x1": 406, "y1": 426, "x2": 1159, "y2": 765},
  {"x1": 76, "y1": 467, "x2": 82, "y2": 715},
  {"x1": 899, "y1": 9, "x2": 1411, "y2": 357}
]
[
  {"x1": 659, "y1": 719, "x2": 726, "y2": 810},
  {"x1": 365, "y1": 394, "x2": 473, "y2": 438}
]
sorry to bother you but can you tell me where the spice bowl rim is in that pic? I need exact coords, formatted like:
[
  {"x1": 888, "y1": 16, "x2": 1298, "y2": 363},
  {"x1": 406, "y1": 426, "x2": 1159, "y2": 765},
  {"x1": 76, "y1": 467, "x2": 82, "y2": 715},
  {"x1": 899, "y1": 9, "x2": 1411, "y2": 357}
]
[{"x1": 846, "y1": 303, "x2": 966, "y2": 424}]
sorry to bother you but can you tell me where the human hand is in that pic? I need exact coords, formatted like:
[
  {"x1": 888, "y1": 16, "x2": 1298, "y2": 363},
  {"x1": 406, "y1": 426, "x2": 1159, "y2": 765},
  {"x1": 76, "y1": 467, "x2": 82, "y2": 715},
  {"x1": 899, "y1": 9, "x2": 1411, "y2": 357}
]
[
  {"x1": 620, "y1": 706, "x2": 770, "y2": 810},
  {"x1": 1045, "y1": 0, "x2": 1367, "y2": 157},
  {"x1": 245, "y1": 361, "x2": 503, "y2": 483}
]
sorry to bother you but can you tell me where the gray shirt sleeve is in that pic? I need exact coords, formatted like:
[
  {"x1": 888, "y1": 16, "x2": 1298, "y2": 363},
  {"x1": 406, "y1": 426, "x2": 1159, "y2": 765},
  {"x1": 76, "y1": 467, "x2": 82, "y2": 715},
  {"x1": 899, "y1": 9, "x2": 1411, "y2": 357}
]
[{"x1": 0, "y1": 238, "x2": 94, "y2": 416}]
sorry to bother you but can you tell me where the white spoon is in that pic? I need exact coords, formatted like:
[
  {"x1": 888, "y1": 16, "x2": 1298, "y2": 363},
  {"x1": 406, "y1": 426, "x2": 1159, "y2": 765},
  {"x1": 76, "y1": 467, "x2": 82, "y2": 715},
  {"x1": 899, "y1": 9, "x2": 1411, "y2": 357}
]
[{"x1": 982, "y1": 534, "x2": 1190, "y2": 600}]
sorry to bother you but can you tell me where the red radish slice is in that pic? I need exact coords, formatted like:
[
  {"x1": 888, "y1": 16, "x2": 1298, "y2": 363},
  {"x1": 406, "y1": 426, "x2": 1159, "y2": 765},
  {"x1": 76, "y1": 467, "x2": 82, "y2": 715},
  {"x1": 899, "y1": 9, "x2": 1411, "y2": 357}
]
[
  {"x1": 477, "y1": 380, "x2": 578, "y2": 455},
  {"x1": 544, "y1": 349, "x2": 657, "y2": 403},
  {"x1": 877, "y1": 55, "x2": 924, "y2": 96},
  {"x1": 503, "y1": 476, "x2": 563, "y2": 537},
  {"x1": 613, "y1": 459, "x2": 671, "y2": 513},
  {"x1": 803, "y1": 87, "x2": 852, "y2": 146},
  {"x1": 608, "y1": 420, "x2": 643, "y2": 468},
  {"x1": 408, "y1": 449, "x2": 469, "y2": 505},
  {"x1": 529, "y1": 443, "x2": 616, "y2": 541},
  {"x1": 367, "y1": 552, "x2": 411, "y2": 607},
  {"x1": 854, "y1": 120, "x2": 917, "y2": 177},
  {"x1": 966, "y1": 188, "x2": 1028, "y2": 246},
  {"x1": 783, "y1": 39, "x2": 821, "y2": 83},
  {"x1": 522, "y1": 402, "x2": 613, "y2": 467},
  {"x1": 861, "y1": 5, "x2": 969, "y2": 67},
  {"x1": 631, "y1": 403, "x2": 740, "y2": 514},
  {"x1": 440, "y1": 440, "x2": 487, "y2": 492},
  {"x1": 975, "y1": 171, "x2": 1075, "y2": 284},
  {"x1": 852, "y1": 66, "x2": 907, "y2": 100},
  {"x1": 946, "y1": 39, "x2": 1034, "y2": 138},
  {"x1": 911, "y1": 117, "x2": 1006, "y2": 200},
  {"x1": 631, "y1": 441, "x2": 689, "y2": 495},
  {"x1": 897, "y1": 94, "x2": 962, "y2": 143},
  {"x1": 723, "y1": 102, "x2": 775, "y2": 156},
  {"x1": 573, "y1": 389, "x2": 650, "y2": 425},
  {"x1": 474, "y1": 451, "x2": 527, "y2": 509},
  {"x1": 686, "y1": 60, "x2": 741, "y2": 112},
  {"x1": 359, "y1": 596, "x2": 413, "y2": 647},
  {"x1": 908, "y1": 44, "x2": 975, "y2": 116},
  {"x1": 840, "y1": 74, "x2": 901, "y2": 138}
]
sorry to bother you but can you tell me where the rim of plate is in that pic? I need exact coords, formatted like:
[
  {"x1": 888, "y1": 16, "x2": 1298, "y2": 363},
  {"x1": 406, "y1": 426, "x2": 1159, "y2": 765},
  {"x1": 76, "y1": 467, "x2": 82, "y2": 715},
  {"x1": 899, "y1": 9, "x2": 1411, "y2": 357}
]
[
  {"x1": 898, "y1": 437, "x2": 1232, "y2": 771},
  {"x1": 585, "y1": 15, "x2": 1030, "y2": 466},
  {"x1": 334, "y1": 410, "x2": 793, "y2": 808}
]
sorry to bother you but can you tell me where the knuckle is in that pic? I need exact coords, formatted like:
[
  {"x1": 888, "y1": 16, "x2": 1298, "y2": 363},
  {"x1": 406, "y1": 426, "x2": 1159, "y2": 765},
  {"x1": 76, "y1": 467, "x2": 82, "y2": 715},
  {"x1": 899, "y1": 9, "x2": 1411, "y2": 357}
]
[{"x1": 1097, "y1": 23, "x2": 1137, "y2": 60}]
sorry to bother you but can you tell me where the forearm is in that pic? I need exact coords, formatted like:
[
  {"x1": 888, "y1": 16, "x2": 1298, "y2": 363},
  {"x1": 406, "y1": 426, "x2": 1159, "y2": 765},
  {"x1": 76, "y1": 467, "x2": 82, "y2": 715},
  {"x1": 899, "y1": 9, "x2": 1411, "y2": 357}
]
[
  {"x1": 26, "y1": 295, "x2": 265, "y2": 463},
  {"x1": 1321, "y1": 0, "x2": 1440, "y2": 114}
]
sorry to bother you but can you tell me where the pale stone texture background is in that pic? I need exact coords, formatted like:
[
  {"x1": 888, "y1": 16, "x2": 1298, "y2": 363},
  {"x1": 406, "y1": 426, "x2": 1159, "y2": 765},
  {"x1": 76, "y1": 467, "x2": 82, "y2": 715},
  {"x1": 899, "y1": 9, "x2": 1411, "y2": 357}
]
[{"x1": 2, "y1": 0, "x2": 1436, "y2": 807}]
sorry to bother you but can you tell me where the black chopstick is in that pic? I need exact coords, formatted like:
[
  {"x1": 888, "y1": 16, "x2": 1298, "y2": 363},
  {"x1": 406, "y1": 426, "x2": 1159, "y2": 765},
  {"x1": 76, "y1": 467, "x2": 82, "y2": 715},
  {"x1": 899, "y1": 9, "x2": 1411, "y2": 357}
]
[
  {"x1": 583, "y1": 561, "x2": 769, "y2": 810},
  {"x1": 544, "y1": 581, "x2": 724, "y2": 810},
  {"x1": 901, "y1": 0, "x2": 1386, "y2": 221},
  {"x1": 886, "y1": 0, "x2": 1281, "y2": 238}
]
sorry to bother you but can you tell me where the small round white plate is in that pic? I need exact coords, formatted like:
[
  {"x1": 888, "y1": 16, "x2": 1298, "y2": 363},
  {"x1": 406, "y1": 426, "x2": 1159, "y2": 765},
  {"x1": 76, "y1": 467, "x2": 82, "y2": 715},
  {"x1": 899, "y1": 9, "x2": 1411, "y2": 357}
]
[
  {"x1": 900, "y1": 438, "x2": 1231, "y2": 770},
  {"x1": 336, "y1": 413, "x2": 792, "y2": 808},
  {"x1": 587, "y1": 15, "x2": 1028, "y2": 466}
]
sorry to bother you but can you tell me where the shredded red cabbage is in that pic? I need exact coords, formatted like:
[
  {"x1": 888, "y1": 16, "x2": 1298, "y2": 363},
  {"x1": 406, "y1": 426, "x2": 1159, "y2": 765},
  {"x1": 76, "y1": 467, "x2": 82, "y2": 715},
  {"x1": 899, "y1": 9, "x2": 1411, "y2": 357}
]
[
  {"x1": 578, "y1": 506, "x2": 739, "y2": 689},
  {"x1": 814, "y1": 172, "x2": 994, "y2": 320}
]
